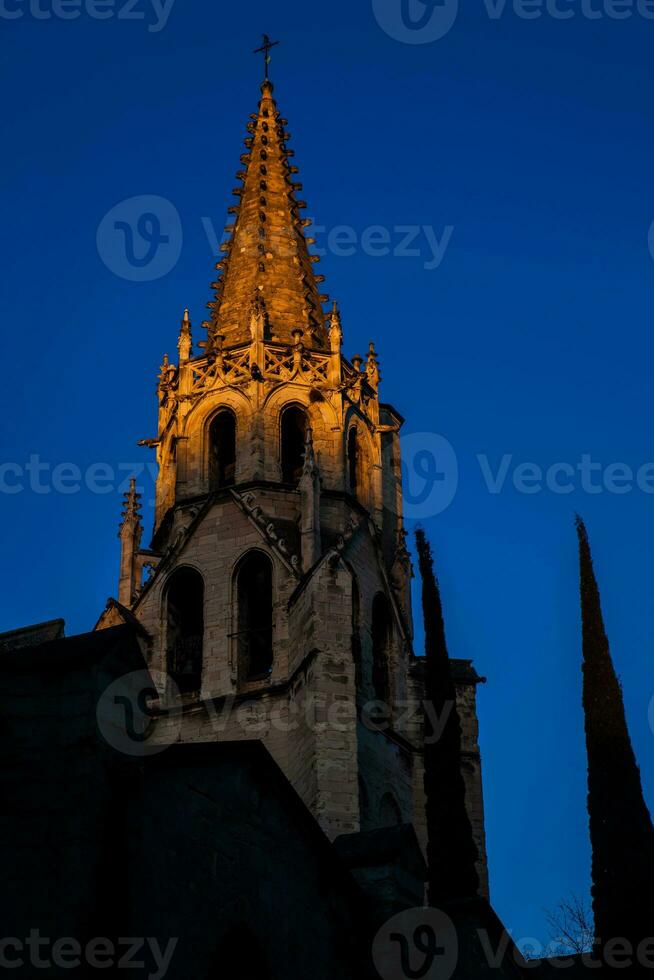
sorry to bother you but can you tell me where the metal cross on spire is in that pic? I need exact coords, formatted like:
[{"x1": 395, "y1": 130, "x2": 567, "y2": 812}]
[{"x1": 253, "y1": 34, "x2": 280, "y2": 81}]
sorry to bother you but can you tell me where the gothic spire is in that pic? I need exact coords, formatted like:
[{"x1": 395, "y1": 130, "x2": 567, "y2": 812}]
[
  {"x1": 415, "y1": 529, "x2": 480, "y2": 906},
  {"x1": 329, "y1": 300, "x2": 342, "y2": 353},
  {"x1": 576, "y1": 516, "x2": 654, "y2": 951},
  {"x1": 178, "y1": 308, "x2": 192, "y2": 363},
  {"x1": 366, "y1": 341, "x2": 380, "y2": 388},
  {"x1": 118, "y1": 479, "x2": 143, "y2": 607},
  {"x1": 120, "y1": 478, "x2": 142, "y2": 531},
  {"x1": 204, "y1": 80, "x2": 329, "y2": 352}
]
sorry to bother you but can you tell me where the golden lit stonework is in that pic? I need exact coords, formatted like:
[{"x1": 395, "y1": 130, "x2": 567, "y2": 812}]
[{"x1": 95, "y1": 77, "x2": 488, "y2": 892}]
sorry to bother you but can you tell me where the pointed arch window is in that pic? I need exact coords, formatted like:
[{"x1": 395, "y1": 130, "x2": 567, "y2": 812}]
[
  {"x1": 236, "y1": 551, "x2": 273, "y2": 681},
  {"x1": 165, "y1": 567, "x2": 204, "y2": 693},
  {"x1": 280, "y1": 405, "x2": 307, "y2": 485},
  {"x1": 209, "y1": 410, "x2": 236, "y2": 490},
  {"x1": 371, "y1": 592, "x2": 392, "y2": 705}
]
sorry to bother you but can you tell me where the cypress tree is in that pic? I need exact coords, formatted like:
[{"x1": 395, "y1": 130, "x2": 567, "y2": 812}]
[
  {"x1": 415, "y1": 528, "x2": 480, "y2": 905},
  {"x1": 576, "y1": 517, "x2": 654, "y2": 952}
]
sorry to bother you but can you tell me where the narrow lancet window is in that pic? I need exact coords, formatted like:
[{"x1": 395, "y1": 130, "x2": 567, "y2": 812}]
[
  {"x1": 236, "y1": 551, "x2": 273, "y2": 681},
  {"x1": 165, "y1": 567, "x2": 204, "y2": 693},
  {"x1": 281, "y1": 406, "x2": 307, "y2": 485},
  {"x1": 209, "y1": 410, "x2": 236, "y2": 489}
]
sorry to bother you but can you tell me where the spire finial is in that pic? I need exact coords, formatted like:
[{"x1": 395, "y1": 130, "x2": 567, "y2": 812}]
[
  {"x1": 367, "y1": 340, "x2": 380, "y2": 387},
  {"x1": 178, "y1": 308, "x2": 192, "y2": 362},
  {"x1": 118, "y1": 477, "x2": 143, "y2": 605},
  {"x1": 204, "y1": 51, "x2": 329, "y2": 349},
  {"x1": 253, "y1": 34, "x2": 280, "y2": 82},
  {"x1": 301, "y1": 425, "x2": 318, "y2": 479},
  {"x1": 120, "y1": 478, "x2": 142, "y2": 529},
  {"x1": 329, "y1": 300, "x2": 342, "y2": 355}
]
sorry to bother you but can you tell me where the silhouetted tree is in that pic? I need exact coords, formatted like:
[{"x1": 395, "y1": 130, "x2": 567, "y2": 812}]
[
  {"x1": 415, "y1": 528, "x2": 480, "y2": 905},
  {"x1": 576, "y1": 517, "x2": 654, "y2": 953},
  {"x1": 545, "y1": 894, "x2": 594, "y2": 957}
]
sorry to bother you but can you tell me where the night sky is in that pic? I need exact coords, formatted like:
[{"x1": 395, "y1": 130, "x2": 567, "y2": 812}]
[{"x1": 2, "y1": 0, "x2": 654, "y2": 952}]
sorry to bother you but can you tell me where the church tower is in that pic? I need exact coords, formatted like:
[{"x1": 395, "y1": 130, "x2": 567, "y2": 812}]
[{"x1": 97, "y1": 69, "x2": 488, "y2": 883}]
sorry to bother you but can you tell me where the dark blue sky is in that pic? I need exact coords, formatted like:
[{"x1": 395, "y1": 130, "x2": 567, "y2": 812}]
[{"x1": 2, "y1": 0, "x2": 654, "y2": 951}]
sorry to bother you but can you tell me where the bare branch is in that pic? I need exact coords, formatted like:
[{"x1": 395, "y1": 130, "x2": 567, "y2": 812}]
[{"x1": 544, "y1": 894, "x2": 595, "y2": 956}]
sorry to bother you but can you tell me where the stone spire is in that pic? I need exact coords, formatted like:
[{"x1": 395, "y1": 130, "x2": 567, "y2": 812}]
[
  {"x1": 204, "y1": 80, "x2": 329, "y2": 352},
  {"x1": 118, "y1": 478, "x2": 143, "y2": 606},
  {"x1": 366, "y1": 341, "x2": 380, "y2": 389},
  {"x1": 178, "y1": 309, "x2": 192, "y2": 363},
  {"x1": 329, "y1": 300, "x2": 342, "y2": 353}
]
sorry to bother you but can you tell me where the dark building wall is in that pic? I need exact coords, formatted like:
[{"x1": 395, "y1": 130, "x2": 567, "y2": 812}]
[
  {"x1": 0, "y1": 626, "x2": 146, "y2": 952},
  {"x1": 126, "y1": 742, "x2": 373, "y2": 980},
  {"x1": 0, "y1": 628, "x2": 385, "y2": 979},
  {"x1": 1, "y1": 620, "x2": 500, "y2": 980}
]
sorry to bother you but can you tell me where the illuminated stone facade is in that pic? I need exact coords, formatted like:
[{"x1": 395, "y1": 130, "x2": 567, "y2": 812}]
[{"x1": 97, "y1": 78, "x2": 488, "y2": 892}]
